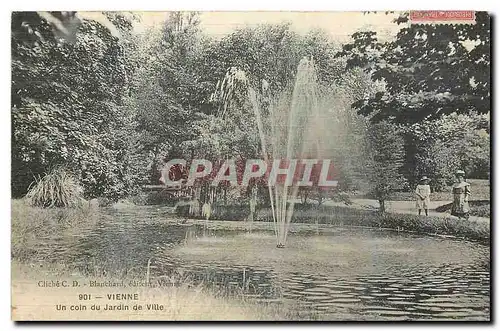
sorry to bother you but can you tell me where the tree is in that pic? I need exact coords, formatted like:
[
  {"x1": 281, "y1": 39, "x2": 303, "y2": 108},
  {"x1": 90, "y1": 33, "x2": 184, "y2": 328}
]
[
  {"x1": 365, "y1": 121, "x2": 407, "y2": 212},
  {"x1": 337, "y1": 11, "x2": 490, "y2": 124},
  {"x1": 127, "y1": 12, "x2": 210, "y2": 184},
  {"x1": 199, "y1": 23, "x2": 347, "y2": 109},
  {"x1": 11, "y1": 11, "x2": 142, "y2": 199}
]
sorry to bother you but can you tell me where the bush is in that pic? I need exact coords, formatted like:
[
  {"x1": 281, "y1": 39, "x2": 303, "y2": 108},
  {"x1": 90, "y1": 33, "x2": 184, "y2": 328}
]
[
  {"x1": 378, "y1": 213, "x2": 489, "y2": 242},
  {"x1": 25, "y1": 168, "x2": 84, "y2": 208}
]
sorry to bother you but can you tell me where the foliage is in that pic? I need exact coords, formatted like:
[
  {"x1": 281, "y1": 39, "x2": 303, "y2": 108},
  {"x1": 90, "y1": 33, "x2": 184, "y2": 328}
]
[
  {"x1": 403, "y1": 113, "x2": 490, "y2": 190},
  {"x1": 337, "y1": 11, "x2": 490, "y2": 124},
  {"x1": 12, "y1": 11, "x2": 143, "y2": 200},
  {"x1": 183, "y1": 67, "x2": 261, "y2": 163},
  {"x1": 306, "y1": 189, "x2": 353, "y2": 207},
  {"x1": 12, "y1": 11, "x2": 489, "y2": 206},
  {"x1": 127, "y1": 13, "x2": 208, "y2": 184},
  {"x1": 26, "y1": 12, "x2": 123, "y2": 44},
  {"x1": 203, "y1": 24, "x2": 345, "y2": 100}
]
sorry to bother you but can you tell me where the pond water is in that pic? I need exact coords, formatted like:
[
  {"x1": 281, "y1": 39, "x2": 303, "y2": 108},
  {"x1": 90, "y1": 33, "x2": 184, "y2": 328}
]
[{"x1": 37, "y1": 206, "x2": 490, "y2": 321}]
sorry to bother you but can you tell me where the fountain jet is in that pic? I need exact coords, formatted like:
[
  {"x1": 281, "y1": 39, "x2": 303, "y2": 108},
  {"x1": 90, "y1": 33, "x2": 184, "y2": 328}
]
[{"x1": 249, "y1": 57, "x2": 324, "y2": 247}]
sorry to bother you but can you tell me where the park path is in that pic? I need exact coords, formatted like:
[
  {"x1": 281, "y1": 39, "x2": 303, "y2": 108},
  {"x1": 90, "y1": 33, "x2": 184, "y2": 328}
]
[{"x1": 322, "y1": 198, "x2": 490, "y2": 224}]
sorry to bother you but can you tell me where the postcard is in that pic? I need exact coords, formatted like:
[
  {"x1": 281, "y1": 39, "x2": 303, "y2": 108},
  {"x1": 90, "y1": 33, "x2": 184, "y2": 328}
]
[{"x1": 11, "y1": 11, "x2": 490, "y2": 321}]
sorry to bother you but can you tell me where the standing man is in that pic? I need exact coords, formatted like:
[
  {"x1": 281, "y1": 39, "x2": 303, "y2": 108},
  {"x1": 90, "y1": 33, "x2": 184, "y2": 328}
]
[{"x1": 415, "y1": 176, "x2": 431, "y2": 216}]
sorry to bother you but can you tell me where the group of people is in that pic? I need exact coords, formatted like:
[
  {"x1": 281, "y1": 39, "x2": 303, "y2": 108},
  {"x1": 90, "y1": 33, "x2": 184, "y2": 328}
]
[{"x1": 415, "y1": 170, "x2": 471, "y2": 220}]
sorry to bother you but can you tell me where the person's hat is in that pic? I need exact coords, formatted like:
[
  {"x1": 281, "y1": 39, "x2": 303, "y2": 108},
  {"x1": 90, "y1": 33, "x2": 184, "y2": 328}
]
[
  {"x1": 420, "y1": 176, "x2": 429, "y2": 181},
  {"x1": 455, "y1": 170, "x2": 466, "y2": 175}
]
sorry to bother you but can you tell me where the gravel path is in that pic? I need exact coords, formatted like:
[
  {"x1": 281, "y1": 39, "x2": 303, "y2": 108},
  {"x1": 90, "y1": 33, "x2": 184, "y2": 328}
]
[{"x1": 322, "y1": 198, "x2": 490, "y2": 224}]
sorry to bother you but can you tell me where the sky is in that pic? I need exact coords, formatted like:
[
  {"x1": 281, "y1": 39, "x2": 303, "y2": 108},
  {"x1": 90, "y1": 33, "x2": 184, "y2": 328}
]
[{"x1": 136, "y1": 11, "x2": 405, "y2": 42}]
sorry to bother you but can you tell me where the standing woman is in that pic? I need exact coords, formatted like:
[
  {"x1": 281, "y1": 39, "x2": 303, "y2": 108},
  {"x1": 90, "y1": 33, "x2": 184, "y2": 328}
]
[
  {"x1": 451, "y1": 170, "x2": 471, "y2": 220},
  {"x1": 415, "y1": 176, "x2": 431, "y2": 216}
]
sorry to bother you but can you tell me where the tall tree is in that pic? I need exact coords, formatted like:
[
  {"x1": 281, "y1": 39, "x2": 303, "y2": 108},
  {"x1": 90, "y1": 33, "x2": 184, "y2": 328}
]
[{"x1": 128, "y1": 12, "x2": 207, "y2": 183}]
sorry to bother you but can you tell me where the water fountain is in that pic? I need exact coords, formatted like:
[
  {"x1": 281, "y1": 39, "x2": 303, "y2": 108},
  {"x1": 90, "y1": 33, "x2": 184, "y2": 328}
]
[
  {"x1": 251, "y1": 57, "x2": 326, "y2": 247},
  {"x1": 213, "y1": 57, "x2": 327, "y2": 248}
]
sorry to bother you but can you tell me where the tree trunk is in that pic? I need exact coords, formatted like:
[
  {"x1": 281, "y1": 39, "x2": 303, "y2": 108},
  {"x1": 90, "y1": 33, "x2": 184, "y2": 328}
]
[{"x1": 379, "y1": 199, "x2": 386, "y2": 213}]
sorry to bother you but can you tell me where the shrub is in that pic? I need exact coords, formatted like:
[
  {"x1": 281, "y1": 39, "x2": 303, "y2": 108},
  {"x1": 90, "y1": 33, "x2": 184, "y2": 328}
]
[{"x1": 25, "y1": 168, "x2": 83, "y2": 208}]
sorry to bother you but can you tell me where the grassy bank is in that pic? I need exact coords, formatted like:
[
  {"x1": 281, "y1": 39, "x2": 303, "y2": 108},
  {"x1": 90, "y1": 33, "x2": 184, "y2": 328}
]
[
  {"x1": 12, "y1": 261, "x2": 301, "y2": 321},
  {"x1": 11, "y1": 199, "x2": 100, "y2": 261},
  {"x1": 178, "y1": 203, "x2": 490, "y2": 243}
]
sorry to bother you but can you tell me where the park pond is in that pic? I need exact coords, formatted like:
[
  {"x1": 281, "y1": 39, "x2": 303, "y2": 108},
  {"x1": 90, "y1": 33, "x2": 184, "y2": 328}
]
[{"x1": 29, "y1": 205, "x2": 490, "y2": 321}]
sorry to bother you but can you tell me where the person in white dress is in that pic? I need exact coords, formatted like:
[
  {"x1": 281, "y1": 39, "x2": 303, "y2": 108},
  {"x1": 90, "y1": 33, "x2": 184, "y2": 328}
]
[
  {"x1": 415, "y1": 176, "x2": 431, "y2": 216},
  {"x1": 451, "y1": 170, "x2": 471, "y2": 220}
]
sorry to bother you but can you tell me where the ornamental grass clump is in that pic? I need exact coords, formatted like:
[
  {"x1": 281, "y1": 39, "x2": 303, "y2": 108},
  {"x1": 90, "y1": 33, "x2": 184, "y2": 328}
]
[{"x1": 26, "y1": 168, "x2": 83, "y2": 208}]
